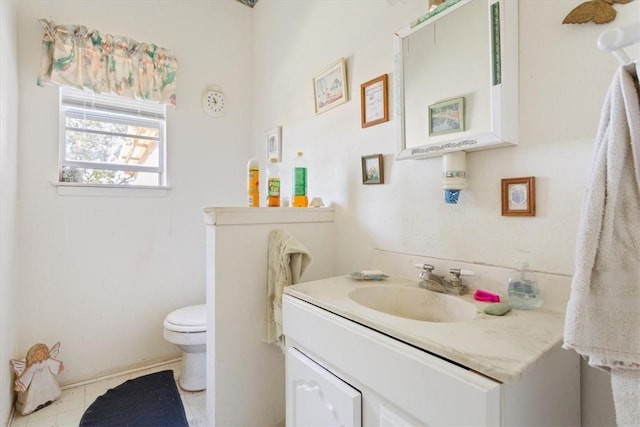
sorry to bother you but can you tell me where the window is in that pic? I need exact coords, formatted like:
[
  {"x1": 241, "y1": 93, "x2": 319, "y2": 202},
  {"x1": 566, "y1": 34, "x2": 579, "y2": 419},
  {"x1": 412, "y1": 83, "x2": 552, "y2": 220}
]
[{"x1": 59, "y1": 87, "x2": 167, "y2": 187}]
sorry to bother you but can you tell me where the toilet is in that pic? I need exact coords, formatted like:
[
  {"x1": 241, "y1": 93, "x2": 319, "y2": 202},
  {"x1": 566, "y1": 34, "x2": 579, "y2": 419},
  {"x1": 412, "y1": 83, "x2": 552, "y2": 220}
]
[{"x1": 163, "y1": 304, "x2": 207, "y2": 391}]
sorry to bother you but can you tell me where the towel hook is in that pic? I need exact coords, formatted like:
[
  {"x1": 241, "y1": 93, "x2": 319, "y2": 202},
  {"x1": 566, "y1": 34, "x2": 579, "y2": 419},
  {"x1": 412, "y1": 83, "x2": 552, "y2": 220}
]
[{"x1": 597, "y1": 22, "x2": 640, "y2": 65}]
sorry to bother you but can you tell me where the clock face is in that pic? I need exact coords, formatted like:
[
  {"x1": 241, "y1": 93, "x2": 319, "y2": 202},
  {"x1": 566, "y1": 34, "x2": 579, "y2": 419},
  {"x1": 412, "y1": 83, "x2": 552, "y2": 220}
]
[{"x1": 202, "y1": 90, "x2": 225, "y2": 116}]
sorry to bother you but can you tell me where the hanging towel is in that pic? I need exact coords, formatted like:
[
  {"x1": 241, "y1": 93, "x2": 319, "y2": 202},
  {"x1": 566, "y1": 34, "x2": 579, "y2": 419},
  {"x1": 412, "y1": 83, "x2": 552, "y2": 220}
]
[
  {"x1": 611, "y1": 369, "x2": 640, "y2": 426},
  {"x1": 564, "y1": 65, "x2": 640, "y2": 368},
  {"x1": 263, "y1": 230, "x2": 312, "y2": 351},
  {"x1": 563, "y1": 65, "x2": 640, "y2": 425}
]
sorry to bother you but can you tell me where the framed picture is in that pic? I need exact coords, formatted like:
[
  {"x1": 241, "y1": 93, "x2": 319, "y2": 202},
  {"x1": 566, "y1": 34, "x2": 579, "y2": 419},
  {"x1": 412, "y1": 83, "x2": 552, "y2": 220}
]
[
  {"x1": 501, "y1": 177, "x2": 536, "y2": 216},
  {"x1": 313, "y1": 58, "x2": 348, "y2": 115},
  {"x1": 361, "y1": 154, "x2": 384, "y2": 185},
  {"x1": 428, "y1": 97, "x2": 465, "y2": 136},
  {"x1": 360, "y1": 74, "x2": 389, "y2": 128},
  {"x1": 266, "y1": 126, "x2": 282, "y2": 162}
]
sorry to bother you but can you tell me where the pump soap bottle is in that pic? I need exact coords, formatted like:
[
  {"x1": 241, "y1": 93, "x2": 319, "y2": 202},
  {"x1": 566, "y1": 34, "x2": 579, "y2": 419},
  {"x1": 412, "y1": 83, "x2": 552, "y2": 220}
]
[{"x1": 507, "y1": 262, "x2": 542, "y2": 309}]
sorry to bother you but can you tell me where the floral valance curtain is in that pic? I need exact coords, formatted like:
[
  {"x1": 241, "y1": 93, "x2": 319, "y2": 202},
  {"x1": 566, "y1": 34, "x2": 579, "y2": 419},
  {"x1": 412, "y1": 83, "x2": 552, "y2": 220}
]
[{"x1": 37, "y1": 19, "x2": 177, "y2": 107}]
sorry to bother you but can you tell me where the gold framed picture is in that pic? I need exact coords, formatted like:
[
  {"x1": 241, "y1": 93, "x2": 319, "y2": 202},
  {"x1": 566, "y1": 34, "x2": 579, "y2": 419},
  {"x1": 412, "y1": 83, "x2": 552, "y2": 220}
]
[
  {"x1": 501, "y1": 177, "x2": 535, "y2": 216},
  {"x1": 360, "y1": 74, "x2": 389, "y2": 128},
  {"x1": 313, "y1": 58, "x2": 348, "y2": 115}
]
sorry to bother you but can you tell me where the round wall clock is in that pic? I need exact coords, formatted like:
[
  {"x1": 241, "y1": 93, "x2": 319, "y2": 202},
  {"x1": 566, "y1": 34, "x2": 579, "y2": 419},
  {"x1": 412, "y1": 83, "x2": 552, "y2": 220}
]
[{"x1": 202, "y1": 89, "x2": 225, "y2": 117}]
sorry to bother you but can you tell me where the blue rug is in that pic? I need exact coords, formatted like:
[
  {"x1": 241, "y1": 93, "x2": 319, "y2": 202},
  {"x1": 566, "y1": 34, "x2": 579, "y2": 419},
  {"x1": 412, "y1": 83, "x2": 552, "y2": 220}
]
[{"x1": 79, "y1": 370, "x2": 189, "y2": 427}]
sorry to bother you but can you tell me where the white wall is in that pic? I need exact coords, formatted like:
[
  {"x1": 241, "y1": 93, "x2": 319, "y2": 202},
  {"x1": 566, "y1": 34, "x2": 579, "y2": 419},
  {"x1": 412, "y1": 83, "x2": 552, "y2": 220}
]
[
  {"x1": 250, "y1": 0, "x2": 640, "y2": 425},
  {"x1": 204, "y1": 208, "x2": 335, "y2": 426},
  {"x1": 15, "y1": 1, "x2": 252, "y2": 386},
  {"x1": 0, "y1": 1, "x2": 19, "y2": 424}
]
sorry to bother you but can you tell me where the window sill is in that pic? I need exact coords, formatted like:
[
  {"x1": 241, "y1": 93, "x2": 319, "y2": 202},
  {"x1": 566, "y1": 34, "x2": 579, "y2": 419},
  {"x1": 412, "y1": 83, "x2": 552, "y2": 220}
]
[{"x1": 52, "y1": 182, "x2": 172, "y2": 197}]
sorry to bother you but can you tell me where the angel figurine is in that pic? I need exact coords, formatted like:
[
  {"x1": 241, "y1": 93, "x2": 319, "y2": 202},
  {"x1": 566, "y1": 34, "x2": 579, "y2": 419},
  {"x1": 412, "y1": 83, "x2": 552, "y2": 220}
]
[{"x1": 10, "y1": 342, "x2": 64, "y2": 415}]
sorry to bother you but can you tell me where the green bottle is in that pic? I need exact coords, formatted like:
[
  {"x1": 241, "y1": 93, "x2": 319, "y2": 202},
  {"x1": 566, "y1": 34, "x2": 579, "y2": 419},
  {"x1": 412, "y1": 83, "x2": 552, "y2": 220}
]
[{"x1": 292, "y1": 152, "x2": 308, "y2": 207}]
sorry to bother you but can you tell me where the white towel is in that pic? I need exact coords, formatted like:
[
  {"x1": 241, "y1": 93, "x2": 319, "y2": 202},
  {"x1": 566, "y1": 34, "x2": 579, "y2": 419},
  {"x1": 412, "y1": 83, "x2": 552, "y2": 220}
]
[
  {"x1": 563, "y1": 65, "x2": 640, "y2": 425},
  {"x1": 564, "y1": 65, "x2": 640, "y2": 368},
  {"x1": 262, "y1": 230, "x2": 312, "y2": 351},
  {"x1": 611, "y1": 369, "x2": 640, "y2": 427}
]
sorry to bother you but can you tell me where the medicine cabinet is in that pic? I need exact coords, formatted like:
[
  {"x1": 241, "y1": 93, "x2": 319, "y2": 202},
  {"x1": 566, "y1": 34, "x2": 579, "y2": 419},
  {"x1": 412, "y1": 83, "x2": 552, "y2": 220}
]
[{"x1": 395, "y1": 0, "x2": 518, "y2": 160}]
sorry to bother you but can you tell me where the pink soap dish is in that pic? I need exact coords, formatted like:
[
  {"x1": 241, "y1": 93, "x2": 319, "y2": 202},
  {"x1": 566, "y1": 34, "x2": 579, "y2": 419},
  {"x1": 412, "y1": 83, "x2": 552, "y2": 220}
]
[{"x1": 473, "y1": 288, "x2": 501, "y2": 303}]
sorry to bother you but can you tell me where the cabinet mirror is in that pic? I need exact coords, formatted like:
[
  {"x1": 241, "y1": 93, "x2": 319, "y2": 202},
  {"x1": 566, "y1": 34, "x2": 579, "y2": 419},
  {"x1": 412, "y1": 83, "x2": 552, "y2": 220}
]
[{"x1": 395, "y1": 0, "x2": 518, "y2": 160}]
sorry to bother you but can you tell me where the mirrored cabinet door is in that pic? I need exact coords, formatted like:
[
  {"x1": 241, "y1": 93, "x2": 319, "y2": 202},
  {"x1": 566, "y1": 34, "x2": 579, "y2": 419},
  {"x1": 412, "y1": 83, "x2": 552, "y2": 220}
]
[{"x1": 395, "y1": 0, "x2": 518, "y2": 160}]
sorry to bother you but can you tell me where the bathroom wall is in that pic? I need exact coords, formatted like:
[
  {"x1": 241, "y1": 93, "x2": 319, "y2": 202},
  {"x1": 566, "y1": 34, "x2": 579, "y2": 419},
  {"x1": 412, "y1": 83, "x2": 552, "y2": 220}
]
[
  {"x1": 250, "y1": 0, "x2": 640, "y2": 425},
  {"x1": 14, "y1": 1, "x2": 252, "y2": 386},
  {"x1": 0, "y1": 1, "x2": 19, "y2": 424},
  {"x1": 5, "y1": 0, "x2": 638, "y2": 425}
]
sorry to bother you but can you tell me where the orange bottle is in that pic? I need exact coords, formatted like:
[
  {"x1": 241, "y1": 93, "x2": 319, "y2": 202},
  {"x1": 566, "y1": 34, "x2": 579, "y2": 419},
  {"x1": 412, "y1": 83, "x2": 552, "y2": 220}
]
[{"x1": 247, "y1": 158, "x2": 259, "y2": 207}]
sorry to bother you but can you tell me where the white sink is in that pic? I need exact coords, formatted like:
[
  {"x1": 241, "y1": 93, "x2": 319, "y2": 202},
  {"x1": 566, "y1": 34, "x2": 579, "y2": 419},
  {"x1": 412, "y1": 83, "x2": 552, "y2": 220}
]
[{"x1": 348, "y1": 285, "x2": 477, "y2": 323}]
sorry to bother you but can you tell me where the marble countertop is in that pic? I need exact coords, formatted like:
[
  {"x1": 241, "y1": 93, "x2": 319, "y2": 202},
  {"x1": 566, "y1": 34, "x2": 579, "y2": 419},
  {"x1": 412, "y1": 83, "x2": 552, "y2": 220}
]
[{"x1": 284, "y1": 275, "x2": 567, "y2": 383}]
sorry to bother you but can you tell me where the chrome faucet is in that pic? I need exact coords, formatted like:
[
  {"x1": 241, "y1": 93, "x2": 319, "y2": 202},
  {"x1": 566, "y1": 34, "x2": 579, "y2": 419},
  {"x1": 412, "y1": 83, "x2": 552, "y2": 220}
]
[{"x1": 416, "y1": 264, "x2": 469, "y2": 296}]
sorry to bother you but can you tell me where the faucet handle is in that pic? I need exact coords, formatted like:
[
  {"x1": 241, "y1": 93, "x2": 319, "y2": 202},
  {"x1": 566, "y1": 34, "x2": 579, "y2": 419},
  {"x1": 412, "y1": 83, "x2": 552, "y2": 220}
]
[
  {"x1": 449, "y1": 269, "x2": 474, "y2": 292},
  {"x1": 415, "y1": 263, "x2": 435, "y2": 272},
  {"x1": 449, "y1": 268, "x2": 475, "y2": 277},
  {"x1": 416, "y1": 264, "x2": 435, "y2": 281}
]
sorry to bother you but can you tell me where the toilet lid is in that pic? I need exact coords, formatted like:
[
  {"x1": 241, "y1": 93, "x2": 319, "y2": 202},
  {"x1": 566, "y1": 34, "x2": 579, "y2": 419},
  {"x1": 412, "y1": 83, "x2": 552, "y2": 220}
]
[{"x1": 165, "y1": 304, "x2": 206, "y2": 332}]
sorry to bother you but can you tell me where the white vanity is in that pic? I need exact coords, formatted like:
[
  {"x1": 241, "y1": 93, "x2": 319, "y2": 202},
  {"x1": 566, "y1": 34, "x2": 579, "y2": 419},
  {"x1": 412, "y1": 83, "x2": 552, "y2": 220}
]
[{"x1": 283, "y1": 274, "x2": 580, "y2": 426}]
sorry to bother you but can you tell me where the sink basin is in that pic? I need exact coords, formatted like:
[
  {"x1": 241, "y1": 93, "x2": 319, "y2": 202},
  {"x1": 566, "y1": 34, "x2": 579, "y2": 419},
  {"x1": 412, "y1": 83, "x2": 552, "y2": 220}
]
[{"x1": 348, "y1": 285, "x2": 477, "y2": 323}]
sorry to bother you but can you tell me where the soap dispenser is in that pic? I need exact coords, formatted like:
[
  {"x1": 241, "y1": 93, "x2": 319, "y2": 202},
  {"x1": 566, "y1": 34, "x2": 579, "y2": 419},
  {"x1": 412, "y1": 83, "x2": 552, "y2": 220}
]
[
  {"x1": 442, "y1": 151, "x2": 466, "y2": 204},
  {"x1": 507, "y1": 262, "x2": 542, "y2": 309}
]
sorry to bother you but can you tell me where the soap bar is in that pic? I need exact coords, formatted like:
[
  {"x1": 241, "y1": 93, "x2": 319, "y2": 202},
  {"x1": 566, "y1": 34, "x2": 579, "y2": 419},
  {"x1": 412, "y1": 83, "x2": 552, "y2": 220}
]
[
  {"x1": 484, "y1": 302, "x2": 512, "y2": 316},
  {"x1": 361, "y1": 270, "x2": 384, "y2": 277}
]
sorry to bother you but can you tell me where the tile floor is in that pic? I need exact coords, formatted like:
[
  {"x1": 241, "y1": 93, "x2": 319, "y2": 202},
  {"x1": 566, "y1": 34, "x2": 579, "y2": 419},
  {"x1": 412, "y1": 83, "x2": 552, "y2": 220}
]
[{"x1": 8, "y1": 359, "x2": 207, "y2": 427}]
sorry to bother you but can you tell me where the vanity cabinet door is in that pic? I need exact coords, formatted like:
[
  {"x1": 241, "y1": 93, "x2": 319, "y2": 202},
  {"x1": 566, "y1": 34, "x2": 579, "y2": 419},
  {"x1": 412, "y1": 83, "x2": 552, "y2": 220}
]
[{"x1": 286, "y1": 347, "x2": 362, "y2": 427}]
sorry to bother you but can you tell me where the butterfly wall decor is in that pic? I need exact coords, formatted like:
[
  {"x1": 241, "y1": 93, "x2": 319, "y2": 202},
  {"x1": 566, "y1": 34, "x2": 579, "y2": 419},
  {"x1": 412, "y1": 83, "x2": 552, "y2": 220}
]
[{"x1": 563, "y1": 0, "x2": 634, "y2": 25}]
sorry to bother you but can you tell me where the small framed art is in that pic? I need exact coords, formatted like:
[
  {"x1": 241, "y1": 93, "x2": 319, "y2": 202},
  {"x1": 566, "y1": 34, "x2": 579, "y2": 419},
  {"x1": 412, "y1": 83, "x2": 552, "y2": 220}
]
[
  {"x1": 501, "y1": 177, "x2": 535, "y2": 216},
  {"x1": 266, "y1": 126, "x2": 282, "y2": 162},
  {"x1": 313, "y1": 58, "x2": 348, "y2": 115},
  {"x1": 428, "y1": 97, "x2": 465, "y2": 136},
  {"x1": 361, "y1": 154, "x2": 384, "y2": 185},
  {"x1": 360, "y1": 74, "x2": 389, "y2": 128}
]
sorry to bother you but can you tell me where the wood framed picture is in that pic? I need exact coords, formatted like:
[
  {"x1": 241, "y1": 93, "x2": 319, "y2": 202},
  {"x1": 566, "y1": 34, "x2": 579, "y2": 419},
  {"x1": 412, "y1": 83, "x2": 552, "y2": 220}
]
[
  {"x1": 501, "y1": 177, "x2": 535, "y2": 216},
  {"x1": 266, "y1": 126, "x2": 282, "y2": 161},
  {"x1": 428, "y1": 97, "x2": 465, "y2": 136},
  {"x1": 313, "y1": 58, "x2": 348, "y2": 115},
  {"x1": 361, "y1": 154, "x2": 384, "y2": 185},
  {"x1": 360, "y1": 74, "x2": 389, "y2": 128}
]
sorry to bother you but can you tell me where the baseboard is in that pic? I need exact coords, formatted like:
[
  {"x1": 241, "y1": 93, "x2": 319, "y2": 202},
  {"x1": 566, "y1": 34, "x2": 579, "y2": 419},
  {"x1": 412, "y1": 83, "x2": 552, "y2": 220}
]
[{"x1": 61, "y1": 357, "x2": 182, "y2": 390}]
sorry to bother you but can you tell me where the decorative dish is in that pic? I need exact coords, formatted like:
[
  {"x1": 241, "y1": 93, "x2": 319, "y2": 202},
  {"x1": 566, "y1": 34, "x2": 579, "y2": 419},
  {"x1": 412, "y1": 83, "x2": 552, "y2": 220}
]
[{"x1": 349, "y1": 271, "x2": 389, "y2": 281}]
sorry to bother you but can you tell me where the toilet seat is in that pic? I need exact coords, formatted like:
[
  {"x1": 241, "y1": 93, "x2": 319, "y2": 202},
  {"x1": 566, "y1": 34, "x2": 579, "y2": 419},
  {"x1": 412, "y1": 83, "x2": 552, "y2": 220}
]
[{"x1": 164, "y1": 304, "x2": 206, "y2": 333}]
